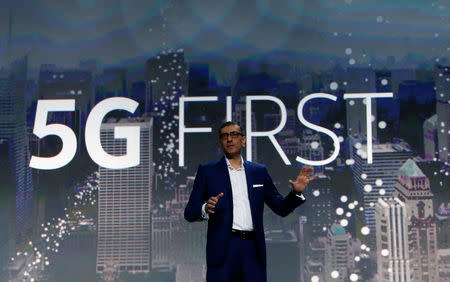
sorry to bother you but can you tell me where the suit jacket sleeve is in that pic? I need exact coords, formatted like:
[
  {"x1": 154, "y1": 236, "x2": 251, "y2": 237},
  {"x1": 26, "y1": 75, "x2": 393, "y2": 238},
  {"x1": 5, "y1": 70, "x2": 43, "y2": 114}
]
[
  {"x1": 184, "y1": 164, "x2": 208, "y2": 222},
  {"x1": 262, "y1": 166, "x2": 305, "y2": 217}
]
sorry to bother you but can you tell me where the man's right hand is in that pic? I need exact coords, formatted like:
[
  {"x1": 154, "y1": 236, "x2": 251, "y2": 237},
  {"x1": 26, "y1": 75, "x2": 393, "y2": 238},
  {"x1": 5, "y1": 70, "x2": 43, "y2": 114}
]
[{"x1": 205, "y1": 193, "x2": 224, "y2": 214}]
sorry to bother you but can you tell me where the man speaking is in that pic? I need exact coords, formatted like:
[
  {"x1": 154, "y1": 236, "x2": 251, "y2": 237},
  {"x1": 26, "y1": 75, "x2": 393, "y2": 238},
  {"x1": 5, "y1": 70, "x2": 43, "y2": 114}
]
[{"x1": 184, "y1": 121, "x2": 317, "y2": 282}]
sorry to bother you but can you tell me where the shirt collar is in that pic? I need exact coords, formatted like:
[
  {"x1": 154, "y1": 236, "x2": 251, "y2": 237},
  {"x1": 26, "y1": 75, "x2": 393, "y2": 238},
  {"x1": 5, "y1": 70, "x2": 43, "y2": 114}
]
[{"x1": 224, "y1": 155, "x2": 245, "y2": 171}]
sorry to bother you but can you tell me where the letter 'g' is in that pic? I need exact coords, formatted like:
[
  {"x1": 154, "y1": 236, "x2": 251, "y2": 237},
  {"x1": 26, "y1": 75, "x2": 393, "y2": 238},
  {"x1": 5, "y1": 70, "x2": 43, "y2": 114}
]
[{"x1": 85, "y1": 97, "x2": 140, "y2": 169}]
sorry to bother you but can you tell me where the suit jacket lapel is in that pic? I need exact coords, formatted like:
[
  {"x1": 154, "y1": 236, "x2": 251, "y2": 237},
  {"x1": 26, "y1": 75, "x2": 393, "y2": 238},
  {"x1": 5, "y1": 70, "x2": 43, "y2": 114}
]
[{"x1": 218, "y1": 156, "x2": 233, "y2": 209}]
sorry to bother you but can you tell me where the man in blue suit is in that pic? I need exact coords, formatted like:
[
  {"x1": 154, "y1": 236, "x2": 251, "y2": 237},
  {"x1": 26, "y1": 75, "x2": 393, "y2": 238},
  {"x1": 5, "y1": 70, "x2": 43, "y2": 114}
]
[{"x1": 184, "y1": 121, "x2": 317, "y2": 282}]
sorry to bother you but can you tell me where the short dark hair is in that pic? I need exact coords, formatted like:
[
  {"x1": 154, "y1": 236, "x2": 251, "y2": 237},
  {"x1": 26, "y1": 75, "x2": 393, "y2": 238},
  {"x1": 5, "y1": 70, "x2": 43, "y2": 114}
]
[{"x1": 218, "y1": 121, "x2": 244, "y2": 137}]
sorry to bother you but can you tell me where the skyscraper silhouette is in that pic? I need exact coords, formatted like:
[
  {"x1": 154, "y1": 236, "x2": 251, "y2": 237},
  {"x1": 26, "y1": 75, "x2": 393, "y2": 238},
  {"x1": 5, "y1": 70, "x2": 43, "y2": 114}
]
[{"x1": 96, "y1": 117, "x2": 154, "y2": 275}]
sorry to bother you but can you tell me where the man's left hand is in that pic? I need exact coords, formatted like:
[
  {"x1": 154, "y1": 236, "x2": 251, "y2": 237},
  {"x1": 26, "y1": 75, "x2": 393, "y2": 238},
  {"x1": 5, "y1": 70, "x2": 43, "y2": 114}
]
[{"x1": 289, "y1": 166, "x2": 318, "y2": 193}]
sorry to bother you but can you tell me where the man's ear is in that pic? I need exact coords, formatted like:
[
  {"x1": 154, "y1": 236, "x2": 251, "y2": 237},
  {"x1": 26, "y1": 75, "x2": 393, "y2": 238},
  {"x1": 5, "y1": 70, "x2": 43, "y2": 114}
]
[{"x1": 242, "y1": 136, "x2": 246, "y2": 147}]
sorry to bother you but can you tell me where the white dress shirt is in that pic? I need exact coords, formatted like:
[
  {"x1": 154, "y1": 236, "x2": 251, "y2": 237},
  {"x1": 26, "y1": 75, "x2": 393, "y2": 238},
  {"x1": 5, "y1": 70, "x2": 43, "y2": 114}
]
[
  {"x1": 225, "y1": 156, "x2": 254, "y2": 231},
  {"x1": 202, "y1": 156, "x2": 254, "y2": 231}
]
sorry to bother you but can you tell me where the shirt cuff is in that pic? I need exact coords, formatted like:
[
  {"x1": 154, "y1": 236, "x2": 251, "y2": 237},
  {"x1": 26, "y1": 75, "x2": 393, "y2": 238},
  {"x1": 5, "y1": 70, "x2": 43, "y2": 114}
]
[
  {"x1": 201, "y1": 203, "x2": 209, "y2": 220},
  {"x1": 294, "y1": 191, "x2": 306, "y2": 201}
]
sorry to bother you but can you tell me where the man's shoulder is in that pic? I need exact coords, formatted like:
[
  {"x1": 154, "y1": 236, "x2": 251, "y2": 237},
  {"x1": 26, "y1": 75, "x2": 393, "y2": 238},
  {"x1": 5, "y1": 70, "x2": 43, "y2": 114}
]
[
  {"x1": 243, "y1": 160, "x2": 267, "y2": 171},
  {"x1": 199, "y1": 157, "x2": 267, "y2": 170}
]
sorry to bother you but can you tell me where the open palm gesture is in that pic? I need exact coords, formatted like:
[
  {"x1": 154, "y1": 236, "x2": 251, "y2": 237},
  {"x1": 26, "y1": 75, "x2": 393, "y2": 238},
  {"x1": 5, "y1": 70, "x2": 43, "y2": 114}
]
[{"x1": 289, "y1": 166, "x2": 318, "y2": 193}]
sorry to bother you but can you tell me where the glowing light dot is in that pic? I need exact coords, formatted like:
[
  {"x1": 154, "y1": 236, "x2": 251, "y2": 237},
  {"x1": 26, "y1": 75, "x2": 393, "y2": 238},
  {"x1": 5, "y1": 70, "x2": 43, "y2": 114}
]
[
  {"x1": 336, "y1": 208, "x2": 344, "y2": 215},
  {"x1": 375, "y1": 179, "x2": 383, "y2": 186},
  {"x1": 331, "y1": 270, "x2": 340, "y2": 278},
  {"x1": 346, "y1": 212, "x2": 352, "y2": 217},
  {"x1": 361, "y1": 244, "x2": 367, "y2": 250},
  {"x1": 381, "y1": 79, "x2": 388, "y2": 85},
  {"x1": 340, "y1": 219, "x2": 348, "y2": 227},
  {"x1": 349, "y1": 100, "x2": 355, "y2": 106},
  {"x1": 330, "y1": 82, "x2": 339, "y2": 90},
  {"x1": 334, "y1": 122, "x2": 341, "y2": 129},
  {"x1": 346, "y1": 159, "x2": 355, "y2": 165},
  {"x1": 361, "y1": 226, "x2": 370, "y2": 235},
  {"x1": 311, "y1": 141, "x2": 320, "y2": 149},
  {"x1": 340, "y1": 195, "x2": 348, "y2": 203},
  {"x1": 338, "y1": 136, "x2": 344, "y2": 142},
  {"x1": 349, "y1": 58, "x2": 356, "y2": 65},
  {"x1": 378, "y1": 121, "x2": 387, "y2": 129},
  {"x1": 311, "y1": 276, "x2": 319, "y2": 282},
  {"x1": 355, "y1": 142, "x2": 362, "y2": 149},
  {"x1": 348, "y1": 203, "x2": 355, "y2": 209},
  {"x1": 381, "y1": 249, "x2": 389, "y2": 256},
  {"x1": 313, "y1": 190, "x2": 320, "y2": 197},
  {"x1": 345, "y1": 48, "x2": 352, "y2": 55},
  {"x1": 354, "y1": 256, "x2": 360, "y2": 262},
  {"x1": 379, "y1": 189, "x2": 386, "y2": 195},
  {"x1": 349, "y1": 273, "x2": 359, "y2": 281}
]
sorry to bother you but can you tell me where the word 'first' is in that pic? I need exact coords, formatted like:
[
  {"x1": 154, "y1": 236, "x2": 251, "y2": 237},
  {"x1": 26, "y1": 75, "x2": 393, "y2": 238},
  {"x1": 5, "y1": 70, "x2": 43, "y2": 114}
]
[{"x1": 179, "y1": 93, "x2": 393, "y2": 167}]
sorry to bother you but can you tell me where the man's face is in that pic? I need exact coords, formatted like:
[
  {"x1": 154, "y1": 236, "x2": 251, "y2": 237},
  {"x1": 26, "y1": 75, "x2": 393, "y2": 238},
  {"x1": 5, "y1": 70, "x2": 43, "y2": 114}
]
[{"x1": 219, "y1": 125, "x2": 246, "y2": 157}]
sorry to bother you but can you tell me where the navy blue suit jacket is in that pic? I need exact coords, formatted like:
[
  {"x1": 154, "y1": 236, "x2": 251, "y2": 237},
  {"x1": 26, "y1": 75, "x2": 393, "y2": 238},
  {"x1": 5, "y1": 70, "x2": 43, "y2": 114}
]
[{"x1": 184, "y1": 157, "x2": 306, "y2": 268}]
